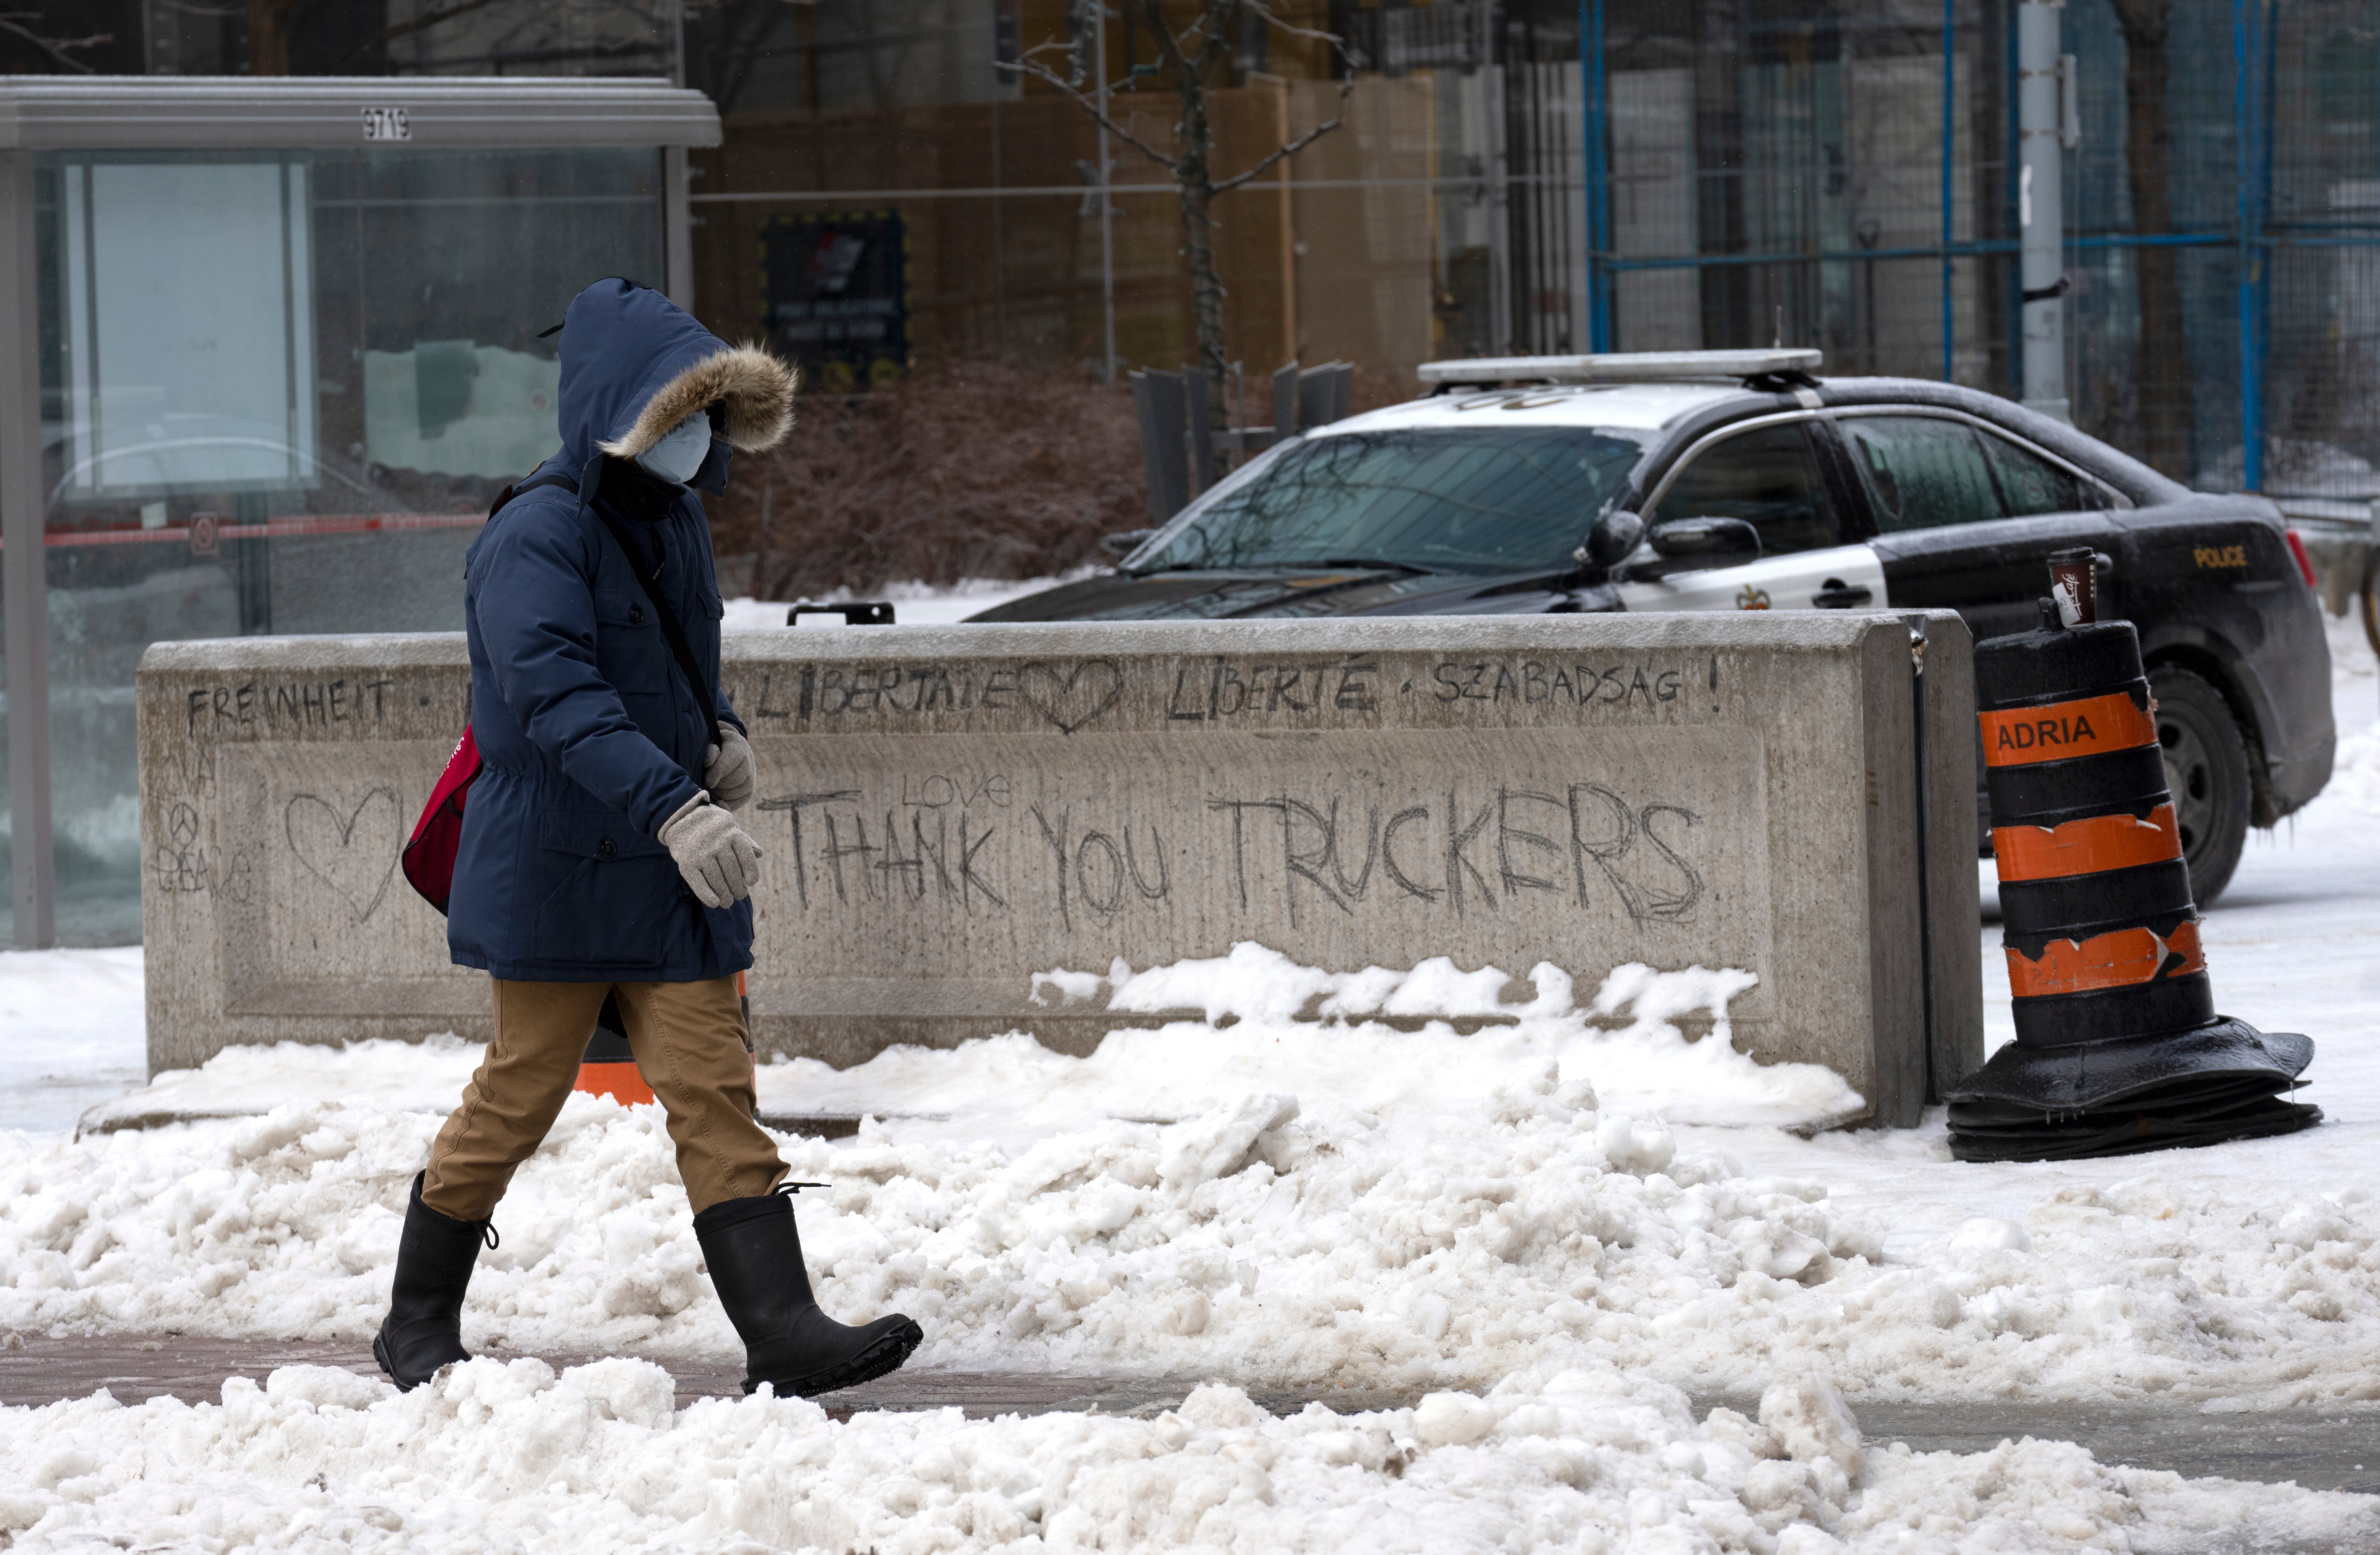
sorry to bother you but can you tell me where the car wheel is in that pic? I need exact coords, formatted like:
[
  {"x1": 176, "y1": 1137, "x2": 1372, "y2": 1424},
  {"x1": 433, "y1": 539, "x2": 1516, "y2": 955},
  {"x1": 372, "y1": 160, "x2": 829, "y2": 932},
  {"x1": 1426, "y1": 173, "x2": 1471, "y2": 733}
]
[{"x1": 2149, "y1": 665, "x2": 2250, "y2": 906}]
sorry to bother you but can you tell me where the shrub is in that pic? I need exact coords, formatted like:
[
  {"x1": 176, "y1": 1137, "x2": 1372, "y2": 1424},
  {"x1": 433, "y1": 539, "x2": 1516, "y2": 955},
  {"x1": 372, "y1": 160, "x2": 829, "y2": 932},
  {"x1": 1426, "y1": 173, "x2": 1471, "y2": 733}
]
[{"x1": 708, "y1": 360, "x2": 1148, "y2": 599}]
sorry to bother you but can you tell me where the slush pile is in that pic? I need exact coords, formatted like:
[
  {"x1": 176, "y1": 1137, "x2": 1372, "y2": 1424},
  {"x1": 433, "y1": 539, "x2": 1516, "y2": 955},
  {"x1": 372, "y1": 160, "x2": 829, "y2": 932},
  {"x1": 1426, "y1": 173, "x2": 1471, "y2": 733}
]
[
  {"x1": 8, "y1": 943, "x2": 2380, "y2": 1547},
  {"x1": 5, "y1": 617, "x2": 2379, "y2": 1549},
  {"x1": 6, "y1": 1362, "x2": 2371, "y2": 1552},
  {"x1": 6, "y1": 961, "x2": 2379, "y2": 1404}
]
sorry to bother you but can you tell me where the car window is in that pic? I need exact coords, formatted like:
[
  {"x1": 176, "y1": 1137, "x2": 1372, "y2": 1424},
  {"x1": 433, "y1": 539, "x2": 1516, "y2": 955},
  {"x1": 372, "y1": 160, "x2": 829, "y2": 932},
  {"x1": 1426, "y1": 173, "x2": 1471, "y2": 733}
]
[
  {"x1": 1130, "y1": 427, "x2": 1650, "y2": 576},
  {"x1": 1977, "y1": 429, "x2": 2109, "y2": 516},
  {"x1": 1648, "y1": 422, "x2": 1843, "y2": 555},
  {"x1": 1842, "y1": 414, "x2": 2107, "y2": 531},
  {"x1": 1839, "y1": 416, "x2": 2003, "y2": 533}
]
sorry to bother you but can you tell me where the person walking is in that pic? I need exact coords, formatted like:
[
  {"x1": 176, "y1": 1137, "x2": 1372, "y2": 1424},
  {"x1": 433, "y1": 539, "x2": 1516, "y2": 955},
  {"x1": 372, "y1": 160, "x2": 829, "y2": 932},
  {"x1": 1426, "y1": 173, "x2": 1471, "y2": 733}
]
[{"x1": 375, "y1": 277, "x2": 921, "y2": 1399}]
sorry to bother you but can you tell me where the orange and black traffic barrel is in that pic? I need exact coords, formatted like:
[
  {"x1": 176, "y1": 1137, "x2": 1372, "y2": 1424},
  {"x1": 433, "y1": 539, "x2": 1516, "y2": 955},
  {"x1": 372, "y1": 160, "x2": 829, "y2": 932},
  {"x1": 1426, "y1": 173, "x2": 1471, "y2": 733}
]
[
  {"x1": 574, "y1": 993, "x2": 656, "y2": 1106},
  {"x1": 1982, "y1": 622, "x2": 2212, "y2": 1044},
  {"x1": 573, "y1": 977, "x2": 758, "y2": 1109},
  {"x1": 1947, "y1": 562, "x2": 2318, "y2": 1162}
]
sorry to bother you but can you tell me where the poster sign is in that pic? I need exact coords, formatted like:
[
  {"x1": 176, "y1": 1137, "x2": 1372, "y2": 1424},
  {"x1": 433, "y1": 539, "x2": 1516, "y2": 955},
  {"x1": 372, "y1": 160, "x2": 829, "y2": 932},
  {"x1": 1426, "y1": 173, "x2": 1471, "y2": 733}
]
[
  {"x1": 61, "y1": 159, "x2": 317, "y2": 496},
  {"x1": 760, "y1": 211, "x2": 910, "y2": 394}
]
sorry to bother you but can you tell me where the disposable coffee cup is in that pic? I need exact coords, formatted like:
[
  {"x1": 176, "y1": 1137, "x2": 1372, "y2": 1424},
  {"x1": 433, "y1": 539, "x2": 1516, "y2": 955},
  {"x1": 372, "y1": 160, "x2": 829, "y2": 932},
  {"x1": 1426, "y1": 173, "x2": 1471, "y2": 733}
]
[{"x1": 2046, "y1": 548, "x2": 2097, "y2": 628}]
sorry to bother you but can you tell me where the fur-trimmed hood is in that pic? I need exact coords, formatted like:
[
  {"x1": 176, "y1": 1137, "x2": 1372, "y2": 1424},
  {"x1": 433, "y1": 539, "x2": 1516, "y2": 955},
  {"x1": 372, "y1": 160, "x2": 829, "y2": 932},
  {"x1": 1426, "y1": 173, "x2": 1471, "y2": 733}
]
[
  {"x1": 597, "y1": 343, "x2": 795, "y2": 458},
  {"x1": 554, "y1": 279, "x2": 795, "y2": 471}
]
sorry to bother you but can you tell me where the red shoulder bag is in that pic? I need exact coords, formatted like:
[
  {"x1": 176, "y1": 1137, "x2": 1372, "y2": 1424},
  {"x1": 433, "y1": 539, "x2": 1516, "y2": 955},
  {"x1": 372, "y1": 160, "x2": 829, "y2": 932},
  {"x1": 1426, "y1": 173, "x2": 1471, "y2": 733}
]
[
  {"x1": 401, "y1": 727, "x2": 482, "y2": 915},
  {"x1": 400, "y1": 472, "x2": 575, "y2": 916}
]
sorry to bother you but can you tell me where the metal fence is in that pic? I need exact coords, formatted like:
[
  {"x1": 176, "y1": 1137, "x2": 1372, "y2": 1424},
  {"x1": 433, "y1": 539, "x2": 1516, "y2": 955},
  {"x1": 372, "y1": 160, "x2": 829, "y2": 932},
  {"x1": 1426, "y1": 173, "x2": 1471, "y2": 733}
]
[
  {"x1": 683, "y1": 0, "x2": 2379, "y2": 504},
  {"x1": 1546, "y1": 0, "x2": 2380, "y2": 505}
]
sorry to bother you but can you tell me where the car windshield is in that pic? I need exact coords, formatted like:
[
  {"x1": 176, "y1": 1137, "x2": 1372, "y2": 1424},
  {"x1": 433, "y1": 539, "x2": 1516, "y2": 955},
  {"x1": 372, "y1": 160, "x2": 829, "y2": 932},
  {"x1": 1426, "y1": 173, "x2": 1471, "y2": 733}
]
[{"x1": 1132, "y1": 426, "x2": 1649, "y2": 576}]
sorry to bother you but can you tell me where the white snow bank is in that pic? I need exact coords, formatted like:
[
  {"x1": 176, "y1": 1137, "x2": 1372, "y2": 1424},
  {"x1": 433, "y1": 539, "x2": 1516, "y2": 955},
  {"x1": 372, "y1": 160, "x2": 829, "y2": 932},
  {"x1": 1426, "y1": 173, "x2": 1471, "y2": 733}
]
[
  {"x1": 1, "y1": 1077, "x2": 1873, "y2": 1394},
  {"x1": 805, "y1": 944, "x2": 1860, "y2": 1139},
  {"x1": 723, "y1": 570, "x2": 1100, "y2": 632},
  {"x1": 11, "y1": 1030, "x2": 2380, "y2": 1409},
  {"x1": 2333, "y1": 716, "x2": 2380, "y2": 817},
  {"x1": 3, "y1": 1360, "x2": 2370, "y2": 1554},
  {"x1": 73, "y1": 1033, "x2": 482, "y2": 1135},
  {"x1": 0, "y1": 947, "x2": 145, "y2": 1137},
  {"x1": 2327, "y1": 611, "x2": 2380, "y2": 816},
  {"x1": 72, "y1": 946, "x2": 1847, "y2": 1141}
]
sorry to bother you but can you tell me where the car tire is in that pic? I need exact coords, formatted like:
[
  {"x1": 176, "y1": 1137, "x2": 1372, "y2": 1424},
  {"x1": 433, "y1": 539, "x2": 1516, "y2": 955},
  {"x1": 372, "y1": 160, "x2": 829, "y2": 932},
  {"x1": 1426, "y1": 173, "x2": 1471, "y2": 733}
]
[{"x1": 2149, "y1": 665, "x2": 2250, "y2": 906}]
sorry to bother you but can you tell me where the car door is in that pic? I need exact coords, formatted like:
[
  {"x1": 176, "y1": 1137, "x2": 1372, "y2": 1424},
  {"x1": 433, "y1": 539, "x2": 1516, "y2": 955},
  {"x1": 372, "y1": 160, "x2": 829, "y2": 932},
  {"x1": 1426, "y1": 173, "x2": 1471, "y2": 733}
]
[
  {"x1": 1833, "y1": 409, "x2": 2130, "y2": 849},
  {"x1": 1615, "y1": 416, "x2": 1888, "y2": 613},
  {"x1": 1837, "y1": 410, "x2": 2125, "y2": 642}
]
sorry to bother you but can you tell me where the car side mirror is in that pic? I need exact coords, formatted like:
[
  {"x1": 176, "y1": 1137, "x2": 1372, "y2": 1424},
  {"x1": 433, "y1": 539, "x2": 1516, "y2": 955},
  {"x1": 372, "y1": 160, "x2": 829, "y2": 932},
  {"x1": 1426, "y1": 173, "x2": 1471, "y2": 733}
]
[
  {"x1": 1578, "y1": 509, "x2": 1646, "y2": 571},
  {"x1": 1649, "y1": 516, "x2": 1762, "y2": 563},
  {"x1": 1100, "y1": 528, "x2": 1157, "y2": 558}
]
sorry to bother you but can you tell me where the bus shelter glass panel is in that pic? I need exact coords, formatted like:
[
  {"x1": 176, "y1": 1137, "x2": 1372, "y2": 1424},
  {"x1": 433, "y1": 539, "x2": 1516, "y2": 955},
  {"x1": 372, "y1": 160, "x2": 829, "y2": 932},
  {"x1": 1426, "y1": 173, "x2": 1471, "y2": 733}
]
[{"x1": 27, "y1": 147, "x2": 663, "y2": 947}]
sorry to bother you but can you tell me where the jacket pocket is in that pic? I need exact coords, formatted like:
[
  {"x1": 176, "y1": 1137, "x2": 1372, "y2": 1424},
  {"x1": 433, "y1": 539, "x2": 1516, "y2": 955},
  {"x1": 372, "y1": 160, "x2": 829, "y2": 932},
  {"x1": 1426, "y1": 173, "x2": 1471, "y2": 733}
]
[
  {"x1": 526, "y1": 808, "x2": 674, "y2": 966},
  {"x1": 592, "y1": 589, "x2": 667, "y2": 695}
]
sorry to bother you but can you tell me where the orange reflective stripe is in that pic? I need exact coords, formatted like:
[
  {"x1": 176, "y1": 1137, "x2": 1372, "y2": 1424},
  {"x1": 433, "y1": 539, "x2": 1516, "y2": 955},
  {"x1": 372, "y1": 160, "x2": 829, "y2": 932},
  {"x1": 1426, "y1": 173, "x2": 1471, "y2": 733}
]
[
  {"x1": 574, "y1": 1061, "x2": 655, "y2": 1106},
  {"x1": 2004, "y1": 919, "x2": 2205, "y2": 1000},
  {"x1": 1979, "y1": 690, "x2": 2157, "y2": 767},
  {"x1": 1992, "y1": 802, "x2": 2184, "y2": 882}
]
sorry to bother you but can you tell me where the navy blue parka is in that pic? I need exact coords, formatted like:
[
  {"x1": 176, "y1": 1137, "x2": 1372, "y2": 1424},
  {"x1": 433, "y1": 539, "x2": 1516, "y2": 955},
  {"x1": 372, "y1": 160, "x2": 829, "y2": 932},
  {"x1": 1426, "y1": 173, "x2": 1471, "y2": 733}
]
[{"x1": 447, "y1": 280, "x2": 791, "y2": 981}]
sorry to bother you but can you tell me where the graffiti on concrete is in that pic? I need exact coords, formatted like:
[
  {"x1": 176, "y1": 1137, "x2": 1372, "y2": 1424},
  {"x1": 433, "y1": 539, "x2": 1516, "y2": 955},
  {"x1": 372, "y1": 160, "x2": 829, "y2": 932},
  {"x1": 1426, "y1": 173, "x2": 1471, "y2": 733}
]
[
  {"x1": 752, "y1": 775, "x2": 1705, "y2": 934},
  {"x1": 282, "y1": 788, "x2": 402, "y2": 923}
]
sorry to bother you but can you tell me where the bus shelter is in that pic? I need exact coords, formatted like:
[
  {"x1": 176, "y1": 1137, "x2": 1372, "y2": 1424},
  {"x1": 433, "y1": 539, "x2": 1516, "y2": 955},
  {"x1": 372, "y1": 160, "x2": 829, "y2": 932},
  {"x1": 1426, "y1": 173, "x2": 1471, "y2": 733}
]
[{"x1": 0, "y1": 76, "x2": 719, "y2": 948}]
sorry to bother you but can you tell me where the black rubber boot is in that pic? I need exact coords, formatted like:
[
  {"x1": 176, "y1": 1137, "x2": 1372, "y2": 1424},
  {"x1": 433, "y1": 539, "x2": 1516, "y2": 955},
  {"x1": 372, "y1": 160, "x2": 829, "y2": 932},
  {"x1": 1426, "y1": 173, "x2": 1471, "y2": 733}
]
[
  {"x1": 693, "y1": 1190, "x2": 923, "y2": 1398},
  {"x1": 373, "y1": 1171, "x2": 496, "y2": 1392}
]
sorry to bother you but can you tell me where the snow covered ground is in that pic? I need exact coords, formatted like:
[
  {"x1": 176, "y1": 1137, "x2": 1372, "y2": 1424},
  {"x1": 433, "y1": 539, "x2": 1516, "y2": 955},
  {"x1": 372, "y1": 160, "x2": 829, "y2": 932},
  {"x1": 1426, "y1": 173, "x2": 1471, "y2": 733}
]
[
  {"x1": 1, "y1": 948, "x2": 145, "y2": 1138},
  {"x1": 8, "y1": 1362, "x2": 2372, "y2": 1553},
  {"x1": 720, "y1": 574, "x2": 1093, "y2": 632},
  {"x1": 3, "y1": 609, "x2": 2378, "y2": 1550},
  {"x1": 14, "y1": 1357, "x2": 2376, "y2": 1553}
]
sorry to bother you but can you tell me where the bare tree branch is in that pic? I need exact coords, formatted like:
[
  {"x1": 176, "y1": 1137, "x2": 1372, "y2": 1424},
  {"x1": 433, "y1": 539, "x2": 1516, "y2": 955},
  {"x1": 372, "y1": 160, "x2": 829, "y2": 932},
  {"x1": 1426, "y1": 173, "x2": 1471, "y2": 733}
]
[
  {"x1": 1213, "y1": 78, "x2": 1352, "y2": 192},
  {"x1": 1013, "y1": 35, "x2": 1147, "y2": 107},
  {"x1": 1242, "y1": 0, "x2": 1341, "y2": 48},
  {"x1": 995, "y1": 53, "x2": 1183, "y2": 172},
  {"x1": 0, "y1": 13, "x2": 108, "y2": 70},
  {"x1": 1139, "y1": 0, "x2": 1204, "y2": 79},
  {"x1": 329, "y1": 0, "x2": 505, "y2": 70},
  {"x1": 1005, "y1": 0, "x2": 1359, "y2": 425}
]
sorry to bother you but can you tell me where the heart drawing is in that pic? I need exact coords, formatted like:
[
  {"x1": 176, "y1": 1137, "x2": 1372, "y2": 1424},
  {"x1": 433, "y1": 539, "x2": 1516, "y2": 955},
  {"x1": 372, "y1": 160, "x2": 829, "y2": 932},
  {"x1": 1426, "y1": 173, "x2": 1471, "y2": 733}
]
[
  {"x1": 284, "y1": 789, "x2": 402, "y2": 923},
  {"x1": 1016, "y1": 658, "x2": 1124, "y2": 736}
]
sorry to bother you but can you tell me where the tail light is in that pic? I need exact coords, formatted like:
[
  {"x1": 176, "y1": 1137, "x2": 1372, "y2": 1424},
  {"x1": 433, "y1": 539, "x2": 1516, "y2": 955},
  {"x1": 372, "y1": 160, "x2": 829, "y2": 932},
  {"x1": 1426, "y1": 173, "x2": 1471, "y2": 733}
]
[{"x1": 2285, "y1": 528, "x2": 2318, "y2": 590}]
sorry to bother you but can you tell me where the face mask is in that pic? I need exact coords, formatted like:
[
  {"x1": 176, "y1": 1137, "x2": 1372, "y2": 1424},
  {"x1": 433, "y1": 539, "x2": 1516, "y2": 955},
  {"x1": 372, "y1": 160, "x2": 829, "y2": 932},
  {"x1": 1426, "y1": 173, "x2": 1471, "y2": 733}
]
[{"x1": 636, "y1": 413, "x2": 713, "y2": 486}]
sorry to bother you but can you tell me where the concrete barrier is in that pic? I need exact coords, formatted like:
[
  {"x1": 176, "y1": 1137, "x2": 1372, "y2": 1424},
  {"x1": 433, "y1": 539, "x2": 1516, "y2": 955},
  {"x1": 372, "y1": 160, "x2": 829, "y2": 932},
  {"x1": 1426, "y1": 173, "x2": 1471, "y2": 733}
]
[{"x1": 137, "y1": 612, "x2": 1981, "y2": 1127}]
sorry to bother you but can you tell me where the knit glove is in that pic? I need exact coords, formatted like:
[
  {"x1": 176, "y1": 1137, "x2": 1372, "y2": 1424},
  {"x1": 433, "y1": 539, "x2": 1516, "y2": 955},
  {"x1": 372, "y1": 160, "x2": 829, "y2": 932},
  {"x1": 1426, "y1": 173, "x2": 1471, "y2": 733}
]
[
  {"x1": 658, "y1": 792, "x2": 763, "y2": 908},
  {"x1": 704, "y1": 722, "x2": 756, "y2": 813}
]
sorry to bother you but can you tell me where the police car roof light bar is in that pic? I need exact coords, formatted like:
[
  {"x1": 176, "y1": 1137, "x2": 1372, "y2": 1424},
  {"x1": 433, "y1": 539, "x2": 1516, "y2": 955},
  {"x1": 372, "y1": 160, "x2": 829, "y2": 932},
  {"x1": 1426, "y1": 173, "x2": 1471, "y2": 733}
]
[{"x1": 1416, "y1": 349, "x2": 1825, "y2": 391}]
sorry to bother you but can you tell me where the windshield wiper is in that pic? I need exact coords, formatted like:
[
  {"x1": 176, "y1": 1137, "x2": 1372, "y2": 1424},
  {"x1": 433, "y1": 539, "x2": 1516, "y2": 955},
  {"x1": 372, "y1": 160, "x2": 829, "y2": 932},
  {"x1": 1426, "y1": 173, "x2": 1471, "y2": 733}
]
[
  {"x1": 1301, "y1": 557, "x2": 1431, "y2": 574},
  {"x1": 1131, "y1": 556, "x2": 1435, "y2": 577}
]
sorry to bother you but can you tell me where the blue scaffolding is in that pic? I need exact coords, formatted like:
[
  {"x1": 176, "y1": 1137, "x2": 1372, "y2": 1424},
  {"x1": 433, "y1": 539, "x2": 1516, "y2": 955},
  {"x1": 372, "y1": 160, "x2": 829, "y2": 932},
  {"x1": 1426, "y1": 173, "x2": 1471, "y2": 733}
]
[{"x1": 1562, "y1": 0, "x2": 2371, "y2": 504}]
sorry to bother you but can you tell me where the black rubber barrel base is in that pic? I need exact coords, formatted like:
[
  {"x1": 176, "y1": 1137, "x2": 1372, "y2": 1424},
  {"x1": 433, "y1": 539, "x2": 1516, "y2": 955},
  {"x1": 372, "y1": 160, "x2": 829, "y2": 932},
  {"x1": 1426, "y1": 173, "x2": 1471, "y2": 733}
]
[
  {"x1": 584, "y1": 995, "x2": 633, "y2": 1062},
  {"x1": 1946, "y1": 1016, "x2": 2319, "y2": 1163},
  {"x1": 1948, "y1": 1095, "x2": 2320, "y2": 1163}
]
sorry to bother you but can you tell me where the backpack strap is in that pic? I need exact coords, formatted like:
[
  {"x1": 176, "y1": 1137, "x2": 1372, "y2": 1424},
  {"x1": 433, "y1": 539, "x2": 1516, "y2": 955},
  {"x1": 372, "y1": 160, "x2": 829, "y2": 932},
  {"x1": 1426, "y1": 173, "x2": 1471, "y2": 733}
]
[
  {"x1": 487, "y1": 468, "x2": 579, "y2": 517},
  {"x1": 493, "y1": 464, "x2": 722, "y2": 736}
]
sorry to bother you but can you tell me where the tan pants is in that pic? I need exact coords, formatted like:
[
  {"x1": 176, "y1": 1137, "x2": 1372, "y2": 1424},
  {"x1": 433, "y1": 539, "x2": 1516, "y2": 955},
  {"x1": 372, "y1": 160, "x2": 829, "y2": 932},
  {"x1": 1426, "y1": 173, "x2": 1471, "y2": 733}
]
[{"x1": 422, "y1": 976, "x2": 786, "y2": 1221}]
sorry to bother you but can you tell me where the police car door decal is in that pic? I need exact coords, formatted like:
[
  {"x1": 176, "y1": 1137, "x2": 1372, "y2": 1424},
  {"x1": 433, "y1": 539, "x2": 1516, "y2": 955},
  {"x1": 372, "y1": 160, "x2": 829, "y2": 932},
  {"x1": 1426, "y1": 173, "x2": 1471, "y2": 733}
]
[{"x1": 1617, "y1": 542, "x2": 1889, "y2": 613}]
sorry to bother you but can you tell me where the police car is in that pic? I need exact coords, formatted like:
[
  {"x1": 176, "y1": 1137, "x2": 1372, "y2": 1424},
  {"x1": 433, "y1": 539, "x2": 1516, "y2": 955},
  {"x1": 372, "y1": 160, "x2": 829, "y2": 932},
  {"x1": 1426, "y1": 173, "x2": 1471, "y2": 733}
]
[{"x1": 972, "y1": 350, "x2": 2335, "y2": 901}]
